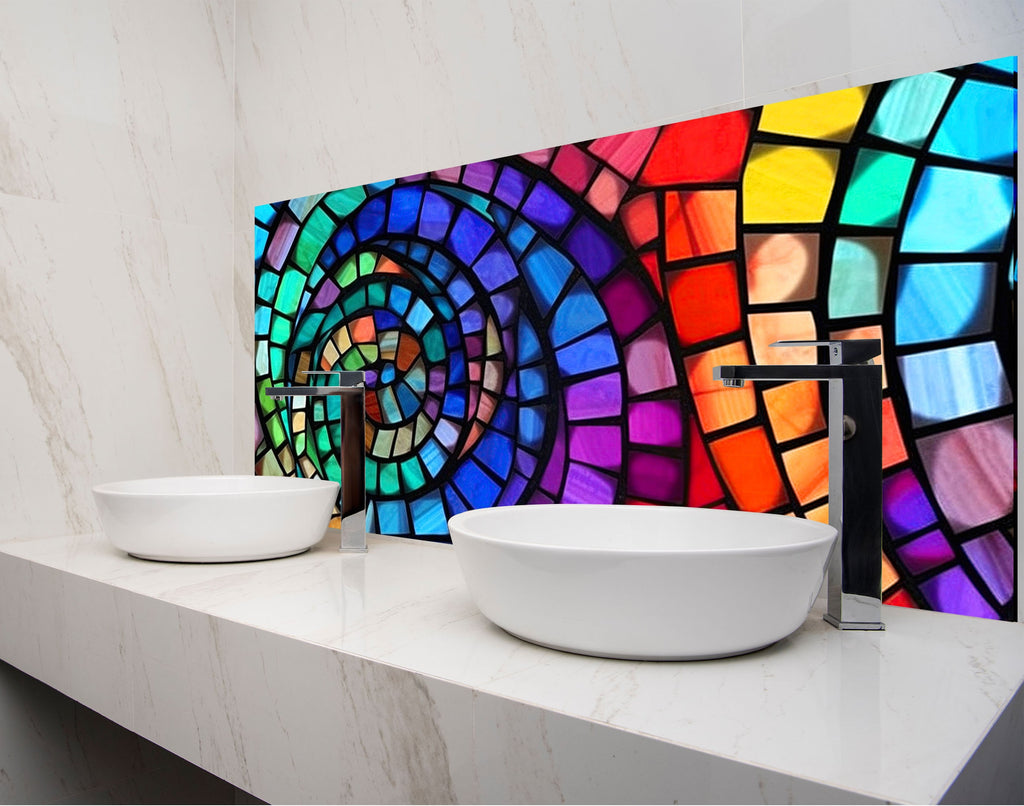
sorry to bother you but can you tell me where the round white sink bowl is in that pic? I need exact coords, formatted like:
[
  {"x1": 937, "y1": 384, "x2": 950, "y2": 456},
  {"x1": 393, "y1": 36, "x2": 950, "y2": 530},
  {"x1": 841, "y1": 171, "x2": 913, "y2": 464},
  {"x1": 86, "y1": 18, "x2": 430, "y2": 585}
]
[
  {"x1": 448, "y1": 504, "x2": 837, "y2": 661},
  {"x1": 93, "y1": 475, "x2": 339, "y2": 562}
]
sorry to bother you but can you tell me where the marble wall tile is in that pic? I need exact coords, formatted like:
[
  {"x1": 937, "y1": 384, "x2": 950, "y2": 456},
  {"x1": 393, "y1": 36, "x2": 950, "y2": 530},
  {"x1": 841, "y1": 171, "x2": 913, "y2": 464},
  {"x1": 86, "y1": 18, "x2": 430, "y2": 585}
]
[{"x1": 0, "y1": 195, "x2": 234, "y2": 539}]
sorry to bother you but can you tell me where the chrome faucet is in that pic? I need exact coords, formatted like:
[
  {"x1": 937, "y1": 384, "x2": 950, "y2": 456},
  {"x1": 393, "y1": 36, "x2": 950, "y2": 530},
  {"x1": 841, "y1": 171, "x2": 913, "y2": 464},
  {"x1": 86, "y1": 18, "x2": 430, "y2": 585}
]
[
  {"x1": 265, "y1": 370, "x2": 367, "y2": 553},
  {"x1": 713, "y1": 340, "x2": 884, "y2": 630}
]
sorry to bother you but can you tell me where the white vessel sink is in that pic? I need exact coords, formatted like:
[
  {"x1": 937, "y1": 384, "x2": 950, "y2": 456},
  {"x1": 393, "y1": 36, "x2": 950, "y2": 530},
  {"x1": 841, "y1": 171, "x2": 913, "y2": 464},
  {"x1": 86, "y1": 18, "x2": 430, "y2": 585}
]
[
  {"x1": 448, "y1": 504, "x2": 837, "y2": 660},
  {"x1": 93, "y1": 475, "x2": 338, "y2": 562}
]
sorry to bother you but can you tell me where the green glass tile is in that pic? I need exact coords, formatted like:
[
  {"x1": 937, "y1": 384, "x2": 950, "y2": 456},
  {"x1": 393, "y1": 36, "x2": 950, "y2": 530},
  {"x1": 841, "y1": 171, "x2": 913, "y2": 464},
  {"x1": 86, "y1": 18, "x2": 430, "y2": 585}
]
[
  {"x1": 257, "y1": 378, "x2": 277, "y2": 415},
  {"x1": 342, "y1": 287, "x2": 368, "y2": 314},
  {"x1": 256, "y1": 341, "x2": 269, "y2": 376},
  {"x1": 336, "y1": 255, "x2": 359, "y2": 287},
  {"x1": 275, "y1": 269, "x2": 306, "y2": 316},
  {"x1": 372, "y1": 427, "x2": 396, "y2": 458},
  {"x1": 288, "y1": 193, "x2": 324, "y2": 223},
  {"x1": 357, "y1": 344, "x2": 380, "y2": 363},
  {"x1": 422, "y1": 326, "x2": 446, "y2": 362},
  {"x1": 309, "y1": 265, "x2": 324, "y2": 288},
  {"x1": 267, "y1": 412, "x2": 286, "y2": 448},
  {"x1": 315, "y1": 425, "x2": 332, "y2": 455},
  {"x1": 342, "y1": 350, "x2": 365, "y2": 370},
  {"x1": 839, "y1": 149, "x2": 916, "y2": 227},
  {"x1": 257, "y1": 271, "x2": 279, "y2": 303},
  {"x1": 400, "y1": 456, "x2": 426, "y2": 490},
  {"x1": 367, "y1": 282, "x2": 387, "y2": 308},
  {"x1": 260, "y1": 449, "x2": 282, "y2": 475},
  {"x1": 324, "y1": 186, "x2": 367, "y2": 218},
  {"x1": 294, "y1": 207, "x2": 335, "y2": 271},
  {"x1": 269, "y1": 346, "x2": 285, "y2": 378},
  {"x1": 294, "y1": 432, "x2": 306, "y2": 454},
  {"x1": 365, "y1": 459, "x2": 380, "y2": 495},
  {"x1": 869, "y1": 73, "x2": 955, "y2": 147},
  {"x1": 313, "y1": 399, "x2": 325, "y2": 420},
  {"x1": 293, "y1": 312, "x2": 325, "y2": 350},
  {"x1": 358, "y1": 252, "x2": 376, "y2": 277},
  {"x1": 378, "y1": 462, "x2": 401, "y2": 496},
  {"x1": 828, "y1": 236, "x2": 893, "y2": 318},
  {"x1": 324, "y1": 453, "x2": 340, "y2": 482},
  {"x1": 269, "y1": 314, "x2": 292, "y2": 346}
]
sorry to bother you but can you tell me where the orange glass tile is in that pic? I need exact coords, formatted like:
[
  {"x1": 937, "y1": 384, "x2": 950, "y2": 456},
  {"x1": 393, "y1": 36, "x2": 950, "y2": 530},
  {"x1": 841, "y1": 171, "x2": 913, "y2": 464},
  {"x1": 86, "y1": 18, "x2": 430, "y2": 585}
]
[
  {"x1": 709, "y1": 427, "x2": 788, "y2": 512},
  {"x1": 782, "y1": 438, "x2": 830, "y2": 505},
  {"x1": 805, "y1": 503, "x2": 829, "y2": 524},
  {"x1": 667, "y1": 261, "x2": 740, "y2": 347},
  {"x1": 881, "y1": 397, "x2": 908, "y2": 469},
  {"x1": 744, "y1": 233, "x2": 819, "y2": 303},
  {"x1": 396, "y1": 333, "x2": 421, "y2": 371},
  {"x1": 747, "y1": 311, "x2": 817, "y2": 365},
  {"x1": 665, "y1": 190, "x2": 736, "y2": 261},
  {"x1": 882, "y1": 552, "x2": 900, "y2": 591},
  {"x1": 830, "y1": 324, "x2": 887, "y2": 388},
  {"x1": 762, "y1": 381, "x2": 826, "y2": 443},
  {"x1": 364, "y1": 390, "x2": 381, "y2": 422},
  {"x1": 684, "y1": 341, "x2": 757, "y2": 433},
  {"x1": 621, "y1": 193, "x2": 659, "y2": 248},
  {"x1": 349, "y1": 314, "x2": 376, "y2": 344},
  {"x1": 374, "y1": 255, "x2": 409, "y2": 276},
  {"x1": 585, "y1": 167, "x2": 629, "y2": 220}
]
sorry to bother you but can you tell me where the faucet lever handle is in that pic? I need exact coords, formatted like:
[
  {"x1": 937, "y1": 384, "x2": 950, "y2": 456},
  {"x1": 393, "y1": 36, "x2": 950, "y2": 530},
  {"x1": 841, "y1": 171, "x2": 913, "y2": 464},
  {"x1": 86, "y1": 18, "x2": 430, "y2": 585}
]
[
  {"x1": 770, "y1": 339, "x2": 881, "y2": 366},
  {"x1": 304, "y1": 370, "x2": 364, "y2": 387}
]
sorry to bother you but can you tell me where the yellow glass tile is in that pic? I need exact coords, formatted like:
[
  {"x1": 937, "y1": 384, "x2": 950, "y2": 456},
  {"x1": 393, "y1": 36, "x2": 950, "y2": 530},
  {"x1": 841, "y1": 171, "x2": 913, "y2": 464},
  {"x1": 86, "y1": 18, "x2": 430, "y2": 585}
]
[
  {"x1": 291, "y1": 411, "x2": 306, "y2": 432},
  {"x1": 758, "y1": 86, "x2": 870, "y2": 142},
  {"x1": 683, "y1": 341, "x2": 756, "y2": 434},
  {"x1": 747, "y1": 311, "x2": 817, "y2": 365},
  {"x1": 782, "y1": 438, "x2": 830, "y2": 505},
  {"x1": 745, "y1": 233, "x2": 819, "y2": 303},
  {"x1": 763, "y1": 381, "x2": 826, "y2": 443},
  {"x1": 805, "y1": 503, "x2": 829, "y2": 524},
  {"x1": 743, "y1": 144, "x2": 840, "y2": 223},
  {"x1": 830, "y1": 324, "x2": 887, "y2": 389}
]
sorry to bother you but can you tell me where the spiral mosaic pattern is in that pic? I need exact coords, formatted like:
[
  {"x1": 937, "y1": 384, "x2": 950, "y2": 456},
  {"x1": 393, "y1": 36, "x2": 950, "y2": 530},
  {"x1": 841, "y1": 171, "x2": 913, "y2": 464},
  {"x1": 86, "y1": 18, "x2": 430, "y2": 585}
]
[{"x1": 257, "y1": 57, "x2": 1016, "y2": 620}]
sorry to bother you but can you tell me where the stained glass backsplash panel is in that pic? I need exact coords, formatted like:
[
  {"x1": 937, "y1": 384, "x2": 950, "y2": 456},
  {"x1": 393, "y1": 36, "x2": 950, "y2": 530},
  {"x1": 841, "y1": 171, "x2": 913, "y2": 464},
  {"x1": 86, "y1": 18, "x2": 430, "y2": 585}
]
[{"x1": 256, "y1": 58, "x2": 1017, "y2": 620}]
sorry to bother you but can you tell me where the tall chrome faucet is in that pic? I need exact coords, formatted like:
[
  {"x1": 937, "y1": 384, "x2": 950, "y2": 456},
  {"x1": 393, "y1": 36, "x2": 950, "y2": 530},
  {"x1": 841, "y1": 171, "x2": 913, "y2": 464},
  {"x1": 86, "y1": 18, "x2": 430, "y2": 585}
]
[
  {"x1": 265, "y1": 370, "x2": 367, "y2": 553},
  {"x1": 713, "y1": 340, "x2": 884, "y2": 630}
]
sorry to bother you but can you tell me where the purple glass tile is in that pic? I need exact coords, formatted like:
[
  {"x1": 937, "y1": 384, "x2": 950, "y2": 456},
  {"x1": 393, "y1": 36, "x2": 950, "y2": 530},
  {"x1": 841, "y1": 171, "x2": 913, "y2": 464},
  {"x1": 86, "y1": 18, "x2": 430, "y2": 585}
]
[
  {"x1": 473, "y1": 242, "x2": 518, "y2": 292},
  {"x1": 626, "y1": 452, "x2": 685, "y2": 502},
  {"x1": 462, "y1": 160, "x2": 498, "y2": 193},
  {"x1": 521, "y1": 182, "x2": 574, "y2": 239},
  {"x1": 882, "y1": 469, "x2": 937, "y2": 538},
  {"x1": 398, "y1": 173, "x2": 427, "y2": 183},
  {"x1": 498, "y1": 472, "x2": 529, "y2": 506},
  {"x1": 434, "y1": 418, "x2": 460, "y2": 452},
  {"x1": 495, "y1": 166, "x2": 529, "y2": 209},
  {"x1": 600, "y1": 272, "x2": 657, "y2": 339},
  {"x1": 567, "y1": 425, "x2": 622, "y2": 471},
  {"x1": 628, "y1": 400, "x2": 683, "y2": 447},
  {"x1": 624, "y1": 325, "x2": 678, "y2": 395},
  {"x1": 564, "y1": 217, "x2": 623, "y2": 283},
  {"x1": 565, "y1": 373, "x2": 623, "y2": 420},
  {"x1": 962, "y1": 531, "x2": 1015, "y2": 605},
  {"x1": 311, "y1": 280, "x2": 340, "y2": 309},
  {"x1": 562, "y1": 462, "x2": 618, "y2": 503},
  {"x1": 424, "y1": 396, "x2": 440, "y2": 419},
  {"x1": 515, "y1": 448, "x2": 538, "y2": 477},
  {"x1": 896, "y1": 529, "x2": 955, "y2": 575},
  {"x1": 919, "y1": 567, "x2": 998, "y2": 619},
  {"x1": 266, "y1": 217, "x2": 299, "y2": 270},
  {"x1": 428, "y1": 367, "x2": 446, "y2": 394},
  {"x1": 492, "y1": 291, "x2": 518, "y2": 326},
  {"x1": 539, "y1": 416, "x2": 567, "y2": 496},
  {"x1": 530, "y1": 490, "x2": 554, "y2": 505}
]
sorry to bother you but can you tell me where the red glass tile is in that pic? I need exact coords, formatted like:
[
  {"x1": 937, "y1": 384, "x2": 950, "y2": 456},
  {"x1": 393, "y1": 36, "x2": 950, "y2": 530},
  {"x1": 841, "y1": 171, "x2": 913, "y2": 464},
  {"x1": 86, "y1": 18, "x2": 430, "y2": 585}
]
[
  {"x1": 666, "y1": 261, "x2": 741, "y2": 347},
  {"x1": 640, "y1": 111, "x2": 752, "y2": 185}
]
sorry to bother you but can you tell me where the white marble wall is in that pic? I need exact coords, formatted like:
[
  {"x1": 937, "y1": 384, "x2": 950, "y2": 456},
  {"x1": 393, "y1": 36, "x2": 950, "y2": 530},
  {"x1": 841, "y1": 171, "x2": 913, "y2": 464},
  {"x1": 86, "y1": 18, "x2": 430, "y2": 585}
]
[{"x1": 0, "y1": 0, "x2": 236, "y2": 542}]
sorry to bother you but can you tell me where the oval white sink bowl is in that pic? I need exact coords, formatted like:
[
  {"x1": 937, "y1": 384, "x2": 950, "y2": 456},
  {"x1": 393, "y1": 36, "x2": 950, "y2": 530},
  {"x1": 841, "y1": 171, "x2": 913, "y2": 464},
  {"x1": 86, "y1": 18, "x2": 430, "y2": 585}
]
[
  {"x1": 449, "y1": 504, "x2": 837, "y2": 661},
  {"x1": 93, "y1": 476, "x2": 339, "y2": 562}
]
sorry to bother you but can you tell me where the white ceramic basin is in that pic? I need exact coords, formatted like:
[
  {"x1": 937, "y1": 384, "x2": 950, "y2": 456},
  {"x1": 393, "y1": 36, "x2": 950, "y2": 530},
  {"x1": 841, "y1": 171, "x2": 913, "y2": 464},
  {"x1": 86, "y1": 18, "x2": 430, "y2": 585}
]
[
  {"x1": 448, "y1": 504, "x2": 837, "y2": 661},
  {"x1": 93, "y1": 475, "x2": 339, "y2": 562}
]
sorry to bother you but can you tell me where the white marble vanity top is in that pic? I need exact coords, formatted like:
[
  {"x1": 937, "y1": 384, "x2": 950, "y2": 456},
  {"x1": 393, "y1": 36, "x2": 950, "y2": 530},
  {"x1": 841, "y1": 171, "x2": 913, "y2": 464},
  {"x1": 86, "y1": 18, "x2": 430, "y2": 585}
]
[{"x1": 0, "y1": 530, "x2": 1021, "y2": 804}]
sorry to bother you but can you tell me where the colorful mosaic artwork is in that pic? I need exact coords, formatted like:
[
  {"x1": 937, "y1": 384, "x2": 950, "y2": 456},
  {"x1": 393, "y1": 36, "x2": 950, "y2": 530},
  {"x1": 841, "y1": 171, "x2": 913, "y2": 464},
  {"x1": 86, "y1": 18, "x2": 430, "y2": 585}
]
[{"x1": 256, "y1": 58, "x2": 1017, "y2": 620}]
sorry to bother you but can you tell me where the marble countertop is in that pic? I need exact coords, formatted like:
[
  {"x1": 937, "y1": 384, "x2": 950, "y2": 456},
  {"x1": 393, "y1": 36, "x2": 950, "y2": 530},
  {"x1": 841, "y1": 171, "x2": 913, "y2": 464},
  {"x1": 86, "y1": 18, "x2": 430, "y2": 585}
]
[{"x1": 1, "y1": 530, "x2": 1022, "y2": 804}]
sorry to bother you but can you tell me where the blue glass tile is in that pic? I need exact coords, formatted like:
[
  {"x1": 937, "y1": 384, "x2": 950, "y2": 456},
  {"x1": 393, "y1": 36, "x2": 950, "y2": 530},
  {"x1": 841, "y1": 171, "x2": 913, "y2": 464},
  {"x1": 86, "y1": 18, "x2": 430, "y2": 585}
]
[
  {"x1": 498, "y1": 473, "x2": 529, "y2": 506},
  {"x1": 448, "y1": 208, "x2": 494, "y2": 264},
  {"x1": 474, "y1": 430, "x2": 514, "y2": 479},
  {"x1": 564, "y1": 217, "x2": 623, "y2": 283},
  {"x1": 491, "y1": 291, "x2": 517, "y2": 326},
  {"x1": 419, "y1": 438, "x2": 447, "y2": 478},
  {"x1": 419, "y1": 192, "x2": 454, "y2": 241},
  {"x1": 255, "y1": 203, "x2": 278, "y2": 226},
  {"x1": 981, "y1": 57, "x2": 1017, "y2": 74},
  {"x1": 426, "y1": 252, "x2": 456, "y2": 283},
  {"x1": 495, "y1": 166, "x2": 529, "y2": 208},
  {"x1": 489, "y1": 202, "x2": 513, "y2": 231},
  {"x1": 255, "y1": 225, "x2": 270, "y2": 263},
  {"x1": 868, "y1": 72, "x2": 955, "y2": 147},
  {"x1": 473, "y1": 242, "x2": 518, "y2": 291},
  {"x1": 408, "y1": 242, "x2": 430, "y2": 265},
  {"x1": 518, "y1": 365, "x2": 548, "y2": 401},
  {"x1": 396, "y1": 384, "x2": 420, "y2": 419},
  {"x1": 902, "y1": 167, "x2": 1014, "y2": 253},
  {"x1": 366, "y1": 179, "x2": 396, "y2": 195},
  {"x1": 448, "y1": 273, "x2": 474, "y2": 307},
  {"x1": 366, "y1": 501, "x2": 378, "y2": 533},
  {"x1": 254, "y1": 305, "x2": 271, "y2": 335},
  {"x1": 549, "y1": 280, "x2": 608, "y2": 347},
  {"x1": 318, "y1": 248, "x2": 337, "y2": 270},
  {"x1": 895, "y1": 262, "x2": 997, "y2": 345},
  {"x1": 459, "y1": 306, "x2": 484, "y2": 334},
  {"x1": 375, "y1": 499, "x2": 410, "y2": 534},
  {"x1": 515, "y1": 447, "x2": 538, "y2": 476},
  {"x1": 388, "y1": 186, "x2": 424, "y2": 234},
  {"x1": 411, "y1": 490, "x2": 450, "y2": 534},
  {"x1": 405, "y1": 297, "x2": 434, "y2": 333},
  {"x1": 931, "y1": 80, "x2": 1017, "y2": 165},
  {"x1": 521, "y1": 182, "x2": 574, "y2": 239},
  {"x1": 492, "y1": 401, "x2": 516, "y2": 434},
  {"x1": 444, "y1": 485, "x2": 469, "y2": 517},
  {"x1": 898, "y1": 341, "x2": 1012, "y2": 426},
  {"x1": 507, "y1": 218, "x2": 536, "y2": 257},
  {"x1": 331, "y1": 225, "x2": 355, "y2": 258},
  {"x1": 355, "y1": 197, "x2": 386, "y2": 240},
  {"x1": 388, "y1": 285, "x2": 412, "y2": 315},
  {"x1": 442, "y1": 389, "x2": 467, "y2": 418},
  {"x1": 519, "y1": 406, "x2": 546, "y2": 448},
  {"x1": 518, "y1": 319, "x2": 542, "y2": 364},
  {"x1": 452, "y1": 459, "x2": 501, "y2": 508},
  {"x1": 374, "y1": 310, "x2": 402, "y2": 330},
  {"x1": 555, "y1": 328, "x2": 618, "y2": 377},
  {"x1": 521, "y1": 241, "x2": 574, "y2": 316},
  {"x1": 443, "y1": 322, "x2": 462, "y2": 349}
]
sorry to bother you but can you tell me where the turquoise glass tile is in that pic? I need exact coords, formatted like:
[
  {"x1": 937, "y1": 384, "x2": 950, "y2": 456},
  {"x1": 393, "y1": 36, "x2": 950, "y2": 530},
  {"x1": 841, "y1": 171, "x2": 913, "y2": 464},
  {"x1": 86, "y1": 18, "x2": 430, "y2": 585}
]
[
  {"x1": 255, "y1": 203, "x2": 277, "y2": 226},
  {"x1": 931, "y1": 80, "x2": 1017, "y2": 165},
  {"x1": 869, "y1": 72, "x2": 955, "y2": 147},
  {"x1": 411, "y1": 490, "x2": 449, "y2": 534},
  {"x1": 839, "y1": 149, "x2": 916, "y2": 226},
  {"x1": 897, "y1": 341, "x2": 1012, "y2": 426},
  {"x1": 828, "y1": 237, "x2": 893, "y2": 318},
  {"x1": 902, "y1": 167, "x2": 1014, "y2": 253},
  {"x1": 981, "y1": 57, "x2": 1017, "y2": 74},
  {"x1": 895, "y1": 262, "x2": 997, "y2": 345},
  {"x1": 255, "y1": 225, "x2": 270, "y2": 263},
  {"x1": 375, "y1": 500, "x2": 410, "y2": 533}
]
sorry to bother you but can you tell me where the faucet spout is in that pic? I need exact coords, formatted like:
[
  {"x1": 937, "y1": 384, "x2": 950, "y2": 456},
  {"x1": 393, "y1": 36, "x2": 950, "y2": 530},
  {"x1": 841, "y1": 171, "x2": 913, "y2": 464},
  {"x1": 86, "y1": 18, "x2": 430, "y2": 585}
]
[{"x1": 714, "y1": 339, "x2": 885, "y2": 631}]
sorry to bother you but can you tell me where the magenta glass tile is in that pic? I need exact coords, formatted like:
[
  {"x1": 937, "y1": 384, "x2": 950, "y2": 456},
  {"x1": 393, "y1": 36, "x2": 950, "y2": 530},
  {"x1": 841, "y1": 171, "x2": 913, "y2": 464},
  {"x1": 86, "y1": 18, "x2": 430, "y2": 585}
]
[
  {"x1": 626, "y1": 452, "x2": 684, "y2": 502},
  {"x1": 919, "y1": 567, "x2": 998, "y2": 619},
  {"x1": 432, "y1": 166, "x2": 461, "y2": 182},
  {"x1": 624, "y1": 324, "x2": 678, "y2": 395},
  {"x1": 628, "y1": 400, "x2": 683, "y2": 447},
  {"x1": 882, "y1": 469, "x2": 937, "y2": 538},
  {"x1": 565, "y1": 373, "x2": 623, "y2": 420},
  {"x1": 600, "y1": 271, "x2": 658, "y2": 339},
  {"x1": 962, "y1": 531, "x2": 1015, "y2": 605},
  {"x1": 567, "y1": 425, "x2": 622, "y2": 470},
  {"x1": 539, "y1": 416, "x2": 566, "y2": 496},
  {"x1": 896, "y1": 529, "x2": 955, "y2": 575}
]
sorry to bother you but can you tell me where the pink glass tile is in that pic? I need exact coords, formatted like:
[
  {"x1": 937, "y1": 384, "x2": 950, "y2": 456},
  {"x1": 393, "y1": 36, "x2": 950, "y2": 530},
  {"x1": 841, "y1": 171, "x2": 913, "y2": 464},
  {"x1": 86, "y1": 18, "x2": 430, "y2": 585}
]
[
  {"x1": 624, "y1": 324, "x2": 677, "y2": 395},
  {"x1": 962, "y1": 531, "x2": 1015, "y2": 605}
]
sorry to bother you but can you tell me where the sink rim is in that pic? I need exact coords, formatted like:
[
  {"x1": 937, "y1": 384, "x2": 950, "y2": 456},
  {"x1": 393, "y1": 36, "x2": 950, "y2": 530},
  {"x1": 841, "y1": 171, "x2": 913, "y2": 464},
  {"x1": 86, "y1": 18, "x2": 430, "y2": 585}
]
[{"x1": 93, "y1": 474, "x2": 338, "y2": 498}]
